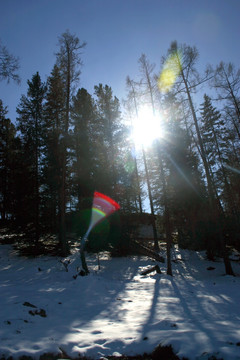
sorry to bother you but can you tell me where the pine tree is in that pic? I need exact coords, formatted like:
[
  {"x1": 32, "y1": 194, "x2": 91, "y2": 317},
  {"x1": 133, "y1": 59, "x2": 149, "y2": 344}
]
[
  {"x1": 200, "y1": 95, "x2": 231, "y2": 204},
  {"x1": 42, "y1": 65, "x2": 65, "y2": 233},
  {"x1": 55, "y1": 30, "x2": 86, "y2": 255},
  {"x1": 94, "y1": 84, "x2": 121, "y2": 198},
  {"x1": 0, "y1": 100, "x2": 16, "y2": 222},
  {"x1": 200, "y1": 94, "x2": 240, "y2": 251},
  {"x1": 71, "y1": 87, "x2": 96, "y2": 208},
  {"x1": 16, "y1": 72, "x2": 46, "y2": 245}
]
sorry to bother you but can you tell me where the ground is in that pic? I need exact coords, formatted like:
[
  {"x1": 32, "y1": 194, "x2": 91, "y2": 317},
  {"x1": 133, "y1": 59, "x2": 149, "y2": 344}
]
[{"x1": 0, "y1": 243, "x2": 240, "y2": 360}]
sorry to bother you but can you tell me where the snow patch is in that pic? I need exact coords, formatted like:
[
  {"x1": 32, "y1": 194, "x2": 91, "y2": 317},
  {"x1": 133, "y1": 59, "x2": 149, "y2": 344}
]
[{"x1": 0, "y1": 244, "x2": 240, "y2": 359}]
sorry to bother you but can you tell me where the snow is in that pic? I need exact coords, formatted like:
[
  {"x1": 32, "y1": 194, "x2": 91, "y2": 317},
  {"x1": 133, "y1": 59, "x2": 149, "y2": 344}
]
[{"x1": 1, "y1": 244, "x2": 240, "y2": 359}]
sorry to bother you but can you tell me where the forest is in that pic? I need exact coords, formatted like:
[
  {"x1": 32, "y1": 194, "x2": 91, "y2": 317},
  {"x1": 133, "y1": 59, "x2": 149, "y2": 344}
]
[{"x1": 1, "y1": 30, "x2": 240, "y2": 277}]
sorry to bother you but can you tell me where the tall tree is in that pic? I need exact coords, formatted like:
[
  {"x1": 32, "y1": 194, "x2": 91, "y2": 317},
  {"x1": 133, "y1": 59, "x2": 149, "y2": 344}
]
[
  {"x1": 55, "y1": 30, "x2": 86, "y2": 255},
  {"x1": 42, "y1": 65, "x2": 65, "y2": 233},
  {"x1": 94, "y1": 84, "x2": 121, "y2": 197},
  {"x1": 163, "y1": 41, "x2": 234, "y2": 275},
  {"x1": 16, "y1": 72, "x2": 46, "y2": 245},
  {"x1": 200, "y1": 95, "x2": 231, "y2": 202},
  {"x1": 0, "y1": 100, "x2": 16, "y2": 222},
  {"x1": 134, "y1": 55, "x2": 160, "y2": 251},
  {"x1": 163, "y1": 94, "x2": 206, "y2": 250},
  {"x1": 124, "y1": 75, "x2": 158, "y2": 225},
  {"x1": 125, "y1": 76, "x2": 143, "y2": 213},
  {"x1": 200, "y1": 94, "x2": 240, "y2": 247},
  {"x1": 138, "y1": 54, "x2": 157, "y2": 109},
  {"x1": 71, "y1": 87, "x2": 96, "y2": 208},
  {"x1": 138, "y1": 53, "x2": 173, "y2": 269}
]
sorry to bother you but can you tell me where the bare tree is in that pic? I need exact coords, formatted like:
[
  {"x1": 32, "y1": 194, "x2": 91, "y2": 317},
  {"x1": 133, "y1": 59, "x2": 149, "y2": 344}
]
[
  {"x1": 163, "y1": 41, "x2": 234, "y2": 275},
  {"x1": 213, "y1": 62, "x2": 240, "y2": 126},
  {"x1": 0, "y1": 39, "x2": 20, "y2": 84},
  {"x1": 125, "y1": 76, "x2": 143, "y2": 213},
  {"x1": 211, "y1": 62, "x2": 240, "y2": 145},
  {"x1": 138, "y1": 54, "x2": 173, "y2": 274},
  {"x1": 126, "y1": 69, "x2": 159, "y2": 250}
]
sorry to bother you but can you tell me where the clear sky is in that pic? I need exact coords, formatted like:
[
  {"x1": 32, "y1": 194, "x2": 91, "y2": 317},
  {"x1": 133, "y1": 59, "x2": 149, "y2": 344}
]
[{"x1": 0, "y1": 0, "x2": 239, "y2": 123}]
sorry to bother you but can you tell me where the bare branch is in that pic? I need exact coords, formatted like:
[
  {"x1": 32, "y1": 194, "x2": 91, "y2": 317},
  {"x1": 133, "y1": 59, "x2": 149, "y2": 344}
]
[{"x1": 0, "y1": 40, "x2": 20, "y2": 84}]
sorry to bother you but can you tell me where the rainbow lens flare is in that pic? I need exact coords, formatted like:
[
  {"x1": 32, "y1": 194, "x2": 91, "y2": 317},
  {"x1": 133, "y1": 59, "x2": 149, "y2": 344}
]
[
  {"x1": 80, "y1": 192, "x2": 120, "y2": 274},
  {"x1": 89, "y1": 191, "x2": 120, "y2": 230},
  {"x1": 81, "y1": 191, "x2": 120, "y2": 249}
]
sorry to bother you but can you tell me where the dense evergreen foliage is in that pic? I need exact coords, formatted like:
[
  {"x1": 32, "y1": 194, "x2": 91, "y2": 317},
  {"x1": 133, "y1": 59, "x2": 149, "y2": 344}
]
[{"x1": 0, "y1": 33, "x2": 240, "y2": 274}]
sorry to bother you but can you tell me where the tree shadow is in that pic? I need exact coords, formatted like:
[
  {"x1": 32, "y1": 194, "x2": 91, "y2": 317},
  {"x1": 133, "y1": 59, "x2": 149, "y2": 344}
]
[{"x1": 0, "y1": 248, "x2": 151, "y2": 358}]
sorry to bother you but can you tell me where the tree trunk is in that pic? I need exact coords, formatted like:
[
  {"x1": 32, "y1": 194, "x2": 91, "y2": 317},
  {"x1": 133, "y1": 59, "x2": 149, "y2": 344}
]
[
  {"x1": 59, "y1": 47, "x2": 71, "y2": 256},
  {"x1": 59, "y1": 156, "x2": 67, "y2": 256},
  {"x1": 134, "y1": 155, "x2": 143, "y2": 213},
  {"x1": 142, "y1": 146, "x2": 159, "y2": 251},
  {"x1": 34, "y1": 116, "x2": 40, "y2": 246},
  {"x1": 128, "y1": 79, "x2": 143, "y2": 213},
  {"x1": 157, "y1": 142, "x2": 172, "y2": 276}
]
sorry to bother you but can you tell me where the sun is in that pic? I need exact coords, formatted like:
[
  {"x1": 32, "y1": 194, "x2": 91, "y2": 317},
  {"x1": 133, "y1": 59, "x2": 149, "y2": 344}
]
[{"x1": 131, "y1": 106, "x2": 164, "y2": 148}]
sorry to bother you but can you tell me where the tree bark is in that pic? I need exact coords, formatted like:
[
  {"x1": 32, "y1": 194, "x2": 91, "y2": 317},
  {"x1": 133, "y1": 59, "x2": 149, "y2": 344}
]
[
  {"x1": 142, "y1": 146, "x2": 159, "y2": 251},
  {"x1": 157, "y1": 142, "x2": 172, "y2": 276}
]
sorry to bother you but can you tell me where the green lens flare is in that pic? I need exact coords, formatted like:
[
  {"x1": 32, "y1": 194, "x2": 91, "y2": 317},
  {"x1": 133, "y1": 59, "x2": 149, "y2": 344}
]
[{"x1": 158, "y1": 50, "x2": 182, "y2": 93}]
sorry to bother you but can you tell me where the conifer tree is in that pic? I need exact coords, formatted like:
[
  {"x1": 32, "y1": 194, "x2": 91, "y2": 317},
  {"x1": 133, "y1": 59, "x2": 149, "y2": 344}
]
[
  {"x1": 55, "y1": 30, "x2": 86, "y2": 255},
  {"x1": 200, "y1": 95, "x2": 231, "y2": 203},
  {"x1": 71, "y1": 88, "x2": 96, "y2": 208},
  {"x1": 0, "y1": 100, "x2": 16, "y2": 222},
  {"x1": 94, "y1": 84, "x2": 121, "y2": 197},
  {"x1": 16, "y1": 72, "x2": 46, "y2": 245},
  {"x1": 200, "y1": 94, "x2": 240, "y2": 248},
  {"x1": 42, "y1": 65, "x2": 65, "y2": 233}
]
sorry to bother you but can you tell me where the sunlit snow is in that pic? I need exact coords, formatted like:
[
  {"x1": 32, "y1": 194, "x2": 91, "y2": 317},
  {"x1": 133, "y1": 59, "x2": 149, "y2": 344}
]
[{"x1": 0, "y1": 244, "x2": 240, "y2": 359}]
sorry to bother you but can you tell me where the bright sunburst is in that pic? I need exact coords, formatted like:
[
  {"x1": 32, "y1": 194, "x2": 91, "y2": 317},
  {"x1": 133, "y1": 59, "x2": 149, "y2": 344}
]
[{"x1": 131, "y1": 106, "x2": 164, "y2": 148}]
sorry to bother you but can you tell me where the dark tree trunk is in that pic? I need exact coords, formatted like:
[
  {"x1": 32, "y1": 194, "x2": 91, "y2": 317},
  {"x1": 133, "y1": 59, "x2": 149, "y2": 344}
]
[{"x1": 142, "y1": 146, "x2": 159, "y2": 252}]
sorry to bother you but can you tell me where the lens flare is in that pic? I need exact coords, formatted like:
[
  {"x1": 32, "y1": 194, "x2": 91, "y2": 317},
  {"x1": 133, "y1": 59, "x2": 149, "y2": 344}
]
[
  {"x1": 158, "y1": 50, "x2": 182, "y2": 93},
  {"x1": 82, "y1": 191, "x2": 120, "y2": 242},
  {"x1": 90, "y1": 191, "x2": 120, "y2": 230},
  {"x1": 79, "y1": 192, "x2": 120, "y2": 274}
]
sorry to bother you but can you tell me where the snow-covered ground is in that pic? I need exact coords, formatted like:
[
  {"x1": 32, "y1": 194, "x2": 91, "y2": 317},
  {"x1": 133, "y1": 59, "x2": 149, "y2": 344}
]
[{"x1": 1, "y1": 243, "x2": 240, "y2": 360}]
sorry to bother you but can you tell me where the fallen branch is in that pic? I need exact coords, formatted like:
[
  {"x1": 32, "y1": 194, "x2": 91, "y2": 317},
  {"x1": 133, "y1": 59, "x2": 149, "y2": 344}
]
[
  {"x1": 60, "y1": 259, "x2": 71, "y2": 272},
  {"x1": 141, "y1": 265, "x2": 161, "y2": 275},
  {"x1": 129, "y1": 239, "x2": 165, "y2": 263}
]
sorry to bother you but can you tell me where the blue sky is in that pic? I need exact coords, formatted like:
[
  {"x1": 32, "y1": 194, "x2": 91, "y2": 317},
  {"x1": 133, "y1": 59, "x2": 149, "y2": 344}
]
[{"x1": 0, "y1": 0, "x2": 240, "y2": 122}]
